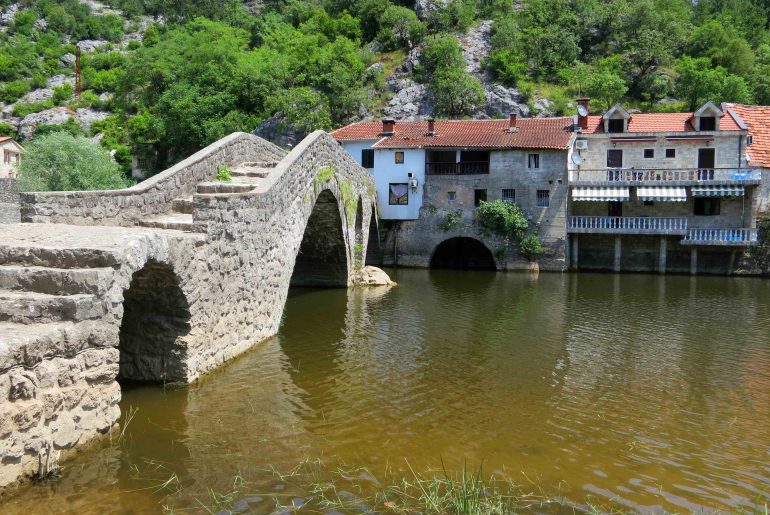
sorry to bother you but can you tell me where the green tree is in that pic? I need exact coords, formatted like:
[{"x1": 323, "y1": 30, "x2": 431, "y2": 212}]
[
  {"x1": 675, "y1": 56, "x2": 752, "y2": 110},
  {"x1": 17, "y1": 132, "x2": 131, "y2": 192},
  {"x1": 430, "y1": 68, "x2": 485, "y2": 116}
]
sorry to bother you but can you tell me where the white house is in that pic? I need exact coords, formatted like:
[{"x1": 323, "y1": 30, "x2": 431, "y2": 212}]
[{"x1": 0, "y1": 137, "x2": 23, "y2": 179}]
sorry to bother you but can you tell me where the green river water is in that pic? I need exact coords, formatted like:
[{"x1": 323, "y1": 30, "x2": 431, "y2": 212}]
[{"x1": 3, "y1": 269, "x2": 770, "y2": 514}]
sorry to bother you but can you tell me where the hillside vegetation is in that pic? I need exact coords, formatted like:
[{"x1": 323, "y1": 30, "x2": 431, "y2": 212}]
[{"x1": 1, "y1": 0, "x2": 769, "y2": 175}]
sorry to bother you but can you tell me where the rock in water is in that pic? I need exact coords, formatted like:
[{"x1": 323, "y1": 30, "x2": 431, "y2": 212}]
[{"x1": 351, "y1": 266, "x2": 396, "y2": 287}]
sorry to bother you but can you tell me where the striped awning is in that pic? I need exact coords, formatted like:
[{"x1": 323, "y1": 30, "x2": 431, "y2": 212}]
[
  {"x1": 637, "y1": 186, "x2": 687, "y2": 202},
  {"x1": 572, "y1": 187, "x2": 630, "y2": 202},
  {"x1": 691, "y1": 185, "x2": 745, "y2": 197}
]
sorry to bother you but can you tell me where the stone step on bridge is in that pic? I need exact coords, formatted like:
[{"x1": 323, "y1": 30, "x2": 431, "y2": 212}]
[{"x1": 0, "y1": 131, "x2": 380, "y2": 492}]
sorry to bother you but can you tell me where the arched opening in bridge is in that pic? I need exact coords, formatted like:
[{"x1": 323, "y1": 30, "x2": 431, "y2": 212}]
[
  {"x1": 430, "y1": 237, "x2": 496, "y2": 270},
  {"x1": 118, "y1": 260, "x2": 191, "y2": 384},
  {"x1": 291, "y1": 189, "x2": 349, "y2": 287},
  {"x1": 365, "y1": 204, "x2": 381, "y2": 266}
]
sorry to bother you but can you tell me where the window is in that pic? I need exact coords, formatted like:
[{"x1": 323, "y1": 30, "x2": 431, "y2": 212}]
[
  {"x1": 643, "y1": 149, "x2": 654, "y2": 159},
  {"x1": 474, "y1": 189, "x2": 487, "y2": 206},
  {"x1": 700, "y1": 116, "x2": 716, "y2": 131},
  {"x1": 361, "y1": 149, "x2": 374, "y2": 169},
  {"x1": 607, "y1": 119, "x2": 624, "y2": 133},
  {"x1": 536, "y1": 190, "x2": 550, "y2": 208},
  {"x1": 694, "y1": 198, "x2": 720, "y2": 216},
  {"x1": 607, "y1": 149, "x2": 623, "y2": 168},
  {"x1": 665, "y1": 148, "x2": 676, "y2": 159},
  {"x1": 394, "y1": 151, "x2": 404, "y2": 164},
  {"x1": 502, "y1": 189, "x2": 515, "y2": 202},
  {"x1": 389, "y1": 183, "x2": 409, "y2": 205},
  {"x1": 447, "y1": 191, "x2": 456, "y2": 201},
  {"x1": 528, "y1": 153, "x2": 540, "y2": 169},
  {"x1": 644, "y1": 200, "x2": 655, "y2": 206},
  {"x1": 608, "y1": 201, "x2": 622, "y2": 217}
]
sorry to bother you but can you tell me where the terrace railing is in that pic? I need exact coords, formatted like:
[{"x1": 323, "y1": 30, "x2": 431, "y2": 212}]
[
  {"x1": 569, "y1": 168, "x2": 760, "y2": 184},
  {"x1": 568, "y1": 216, "x2": 688, "y2": 234},
  {"x1": 682, "y1": 228, "x2": 759, "y2": 245},
  {"x1": 426, "y1": 161, "x2": 490, "y2": 175}
]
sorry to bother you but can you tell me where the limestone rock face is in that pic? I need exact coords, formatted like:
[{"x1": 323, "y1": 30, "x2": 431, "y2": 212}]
[{"x1": 351, "y1": 266, "x2": 396, "y2": 287}]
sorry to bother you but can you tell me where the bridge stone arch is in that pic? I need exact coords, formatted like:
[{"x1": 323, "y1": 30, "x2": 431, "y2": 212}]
[
  {"x1": 118, "y1": 259, "x2": 191, "y2": 383},
  {"x1": 290, "y1": 189, "x2": 349, "y2": 287}
]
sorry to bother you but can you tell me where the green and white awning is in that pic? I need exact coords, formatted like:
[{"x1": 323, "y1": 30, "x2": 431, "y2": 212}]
[
  {"x1": 572, "y1": 187, "x2": 630, "y2": 202},
  {"x1": 691, "y1": 185, "x2": 745, "y2": 197},
  {"x1": 637, "y1": 186, "x2": 687, "y2": 202}
]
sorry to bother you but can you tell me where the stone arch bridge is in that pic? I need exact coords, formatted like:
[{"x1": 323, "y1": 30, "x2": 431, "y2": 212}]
[{"x1": 0, "y1": 131, "x2": 379, "y2": 490}]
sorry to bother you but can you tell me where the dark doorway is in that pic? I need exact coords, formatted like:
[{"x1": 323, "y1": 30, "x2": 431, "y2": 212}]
[
  {"x1": 608, "y1": 201, "x2": 623, "y2": 217},
  {"x1": 119, "y1": 261, "x2": 191, "y2": 384},
  {"x1": 607, "y1": 149, "x2": 623, "y2": 168},
  {"x1": 474, "y1": 189, "x2": 487, "y2": 206},
  {"x1": 698, "y1": 148, "x2": 715, "y2": 179},
  {"x1": 291, "y1": 189, "x2": 349, "y2": 287},
  {"x1": 430, "y1": 237, "x2": 496, "y2": 270}
]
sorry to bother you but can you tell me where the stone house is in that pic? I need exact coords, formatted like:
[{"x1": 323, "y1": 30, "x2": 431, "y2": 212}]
[
  {"x1": 569, "y1": 98, "x2": 760, "y2": 273},
  {"x1": 332, "y1": 117, "x2": 574, "y2": 270},
  {"x1": 0, "y1": 137, "x2": 23, "y2": 179}
]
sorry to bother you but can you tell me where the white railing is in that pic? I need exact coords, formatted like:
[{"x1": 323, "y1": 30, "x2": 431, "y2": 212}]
[
  {"x1": 683, "y1": 228, "x2": 759, "y2": 243},
  {"x1": 568, "y1": 216, "x2": 688, "y2": 233},
  {"x1": 569, "y1": 168, "x2": 760, "y2": 183}
]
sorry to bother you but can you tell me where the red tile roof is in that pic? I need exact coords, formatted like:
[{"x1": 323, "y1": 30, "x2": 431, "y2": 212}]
[
  {"x1": 580, "y1": 111, "x2": 743, "y2": 134},
  {"x1": 0, "y1": 137, "x2": 13, "y2": 144},
  {"x1": 331, "y1": 118, "x2": 573, "y2": 150},
  {"x1": 725, "y1": 104, "x2": 770, "y2": 168}
]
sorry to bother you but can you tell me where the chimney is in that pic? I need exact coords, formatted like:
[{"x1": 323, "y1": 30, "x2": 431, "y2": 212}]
[
  {"x1": 382, "y1": 118, "x2": 395, "y2": 135},
  {"x1": 427, "y1": 118, "x2": 436, "y2": 136},
  {"x1": 577, "y1": 97, "x2": 590, "y2": 129},
  {"x1": 509, "y1": 113, "x2": 517, "y2": 129}
]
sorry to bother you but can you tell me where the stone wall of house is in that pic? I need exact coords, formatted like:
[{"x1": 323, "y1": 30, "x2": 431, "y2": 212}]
[
  {"x1": 0, "y1": 179, "x2": 19, "y2": 224},
  {"x1": 373, "y1": 148, "x2": 568, "y2": 271},
  {"x1": 0, "y1": 131, "x2": 376, "y2": 493},
  {"x1": 20, "y1": 132, "x2": 288, "y2": 226},
  {"x1": 575, "y1": 133, "x2": 746, "y2": 171}
]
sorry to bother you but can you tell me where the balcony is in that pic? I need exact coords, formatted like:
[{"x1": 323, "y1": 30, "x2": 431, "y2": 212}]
[
  {"x1": 681, "y1": 228, "x2": 759, "y2": 246},
  {"x1": 568, "y1": 216, "x2": 688, "y2": 235},
  {"x1": 425, "y1": 161, "x2": 490, "y2": 175},
  {"x1": 568, "y1": 168, "x2": 760, "y2": 186}
]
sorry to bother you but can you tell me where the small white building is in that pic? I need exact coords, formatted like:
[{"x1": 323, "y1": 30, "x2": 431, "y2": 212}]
[{"x1": 0, "y1": 137, "x2": 23, "y2": 179}]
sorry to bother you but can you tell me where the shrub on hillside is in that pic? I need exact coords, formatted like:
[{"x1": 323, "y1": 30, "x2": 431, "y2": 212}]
[{"x1": 17, "y1": 131, "x2": 132, "y2": 191}]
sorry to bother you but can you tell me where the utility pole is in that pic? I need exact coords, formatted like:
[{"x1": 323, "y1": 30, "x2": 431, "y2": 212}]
[{"x1": 75, "y1": 45, "x2": 82, "y2": 97}]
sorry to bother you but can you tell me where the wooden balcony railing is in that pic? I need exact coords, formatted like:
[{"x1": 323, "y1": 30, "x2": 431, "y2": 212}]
[
  {"x1": 682, "y1": 228, "x2": 759, "y2": 245},
  {"x1": 568, "y1": 216, "x2": 688, "y2": 234},
  {"x1": 569, "y1": 168, "x2": 760, "y2": 184},
  {"x1": 425, "y1": 161, "x2": 490, "y2": 175}
]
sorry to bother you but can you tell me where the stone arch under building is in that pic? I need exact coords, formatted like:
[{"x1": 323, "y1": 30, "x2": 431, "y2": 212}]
[
  {"x1": 430, "y1": 237, "x2": 497, "y2": 270},
  {"x1": 118, "y1": 260, "x2": 191, "y2": 384},
  {"x1": 290, "y1": 189, "x2": 349, "y2": 287}
]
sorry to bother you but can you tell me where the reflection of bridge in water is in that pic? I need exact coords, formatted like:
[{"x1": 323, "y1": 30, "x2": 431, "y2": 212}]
[{"x1": 0, "y1": 131, "x2": 378, "y2": 490}]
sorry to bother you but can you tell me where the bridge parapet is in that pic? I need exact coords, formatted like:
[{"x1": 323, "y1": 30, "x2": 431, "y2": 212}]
[{"x1": 19, "y1": 133, "x2": 286, "y2": 226}]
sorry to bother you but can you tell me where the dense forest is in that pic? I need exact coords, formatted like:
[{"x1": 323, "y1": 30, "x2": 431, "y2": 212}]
[{"x1": 1, "y1": 0, "x2": 770, "y2": 175}]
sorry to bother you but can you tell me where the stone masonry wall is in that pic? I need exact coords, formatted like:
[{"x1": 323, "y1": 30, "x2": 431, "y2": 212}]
[
  {"x1": 20, "y1": 132, "x2": 287, "y2": 226},
  {"x1": 0, "y1": 179, "x2": 19, "y2": 224},
  {"x1": 181, "y1": 131, "x2": 376, "y2": 380}
]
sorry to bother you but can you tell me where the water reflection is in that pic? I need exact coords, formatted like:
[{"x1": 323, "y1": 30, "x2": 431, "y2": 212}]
[{"x1": 3, "y1": 271, "x2": 770, "y2": 514}]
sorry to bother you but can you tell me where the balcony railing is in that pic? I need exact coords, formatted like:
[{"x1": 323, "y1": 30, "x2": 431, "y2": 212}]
[
  {"x1": 682, "y1": 228, "x2": 759, "y2": 246},
  {"x1": 568, "y1": 216, "x2": 688, "y2": 234},
  {"x1": 426, "y1": 161, "x2": 490, "y2": 175},
  {"x1": 569, "y1": 168, "x2": 760, "y2": 184}
]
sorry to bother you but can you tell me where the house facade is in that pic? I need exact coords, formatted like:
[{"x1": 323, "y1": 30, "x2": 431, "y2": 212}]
[
  {"x1": 0, "y1": 137, "x2": 23, "y2": 179},
  {"x1": 332, "y1": 117, "x2": 573, "y2": 270},
  {"x1": 568, "y1": 99, "x2": 760, "y2": 274}
]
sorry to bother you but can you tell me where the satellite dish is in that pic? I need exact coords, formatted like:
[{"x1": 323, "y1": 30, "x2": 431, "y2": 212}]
[
  {"x1": 571, "y1": 153, "x2": 584, "y2": 165},
  {"x1": 577, "y1": 104, "x2": 588, "y2": 117}
]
